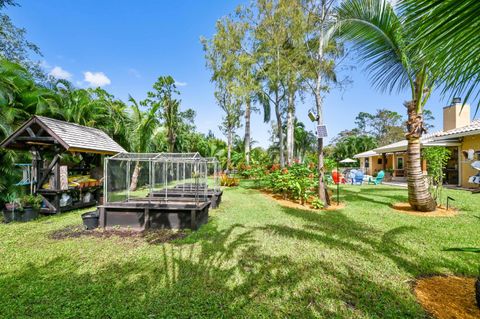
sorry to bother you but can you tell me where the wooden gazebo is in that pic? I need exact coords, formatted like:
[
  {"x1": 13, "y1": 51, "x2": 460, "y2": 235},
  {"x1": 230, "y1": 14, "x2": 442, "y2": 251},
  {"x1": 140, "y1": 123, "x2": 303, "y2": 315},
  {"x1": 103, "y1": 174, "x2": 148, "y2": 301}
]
[{"x1": 0, "y1": 116, "x2": 126, "y2": 213}]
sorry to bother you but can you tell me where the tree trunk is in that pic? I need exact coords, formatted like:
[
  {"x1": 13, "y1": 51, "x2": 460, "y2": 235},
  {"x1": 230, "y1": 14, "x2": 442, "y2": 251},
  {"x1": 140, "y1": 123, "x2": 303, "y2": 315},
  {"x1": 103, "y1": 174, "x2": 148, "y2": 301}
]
[
  {"x1": 227, "y1": 129, "x2": 232, "y2": 169},
  {"x1": 129, "y1": 161, "x2": 141, "y2": 192},
  {"x1": 315, "y1": 89, "x2": 330, "y2": 207},
  {"x1": 244, "y1": 98, "x2": 251, "y2": 165},
  {"x1": 168, "y1": 130, "x2": 175, "y2": 152},
  {"x1": 405, "y1": 101, "x2": 436, "y2": 212},
  {"x1": 286, "y1": 91, "x2": 295, "y2": 166},
  {"x1": 275, "y1": 102, "x2": 285, "y2": 168}
]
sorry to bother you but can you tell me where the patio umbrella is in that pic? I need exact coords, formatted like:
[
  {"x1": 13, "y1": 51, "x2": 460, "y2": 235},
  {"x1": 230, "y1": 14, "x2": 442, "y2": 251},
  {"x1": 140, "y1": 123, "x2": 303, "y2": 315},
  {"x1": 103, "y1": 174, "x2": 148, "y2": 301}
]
[{"x1": 339, "y1": 158, "x2": 357, "y2": 164}]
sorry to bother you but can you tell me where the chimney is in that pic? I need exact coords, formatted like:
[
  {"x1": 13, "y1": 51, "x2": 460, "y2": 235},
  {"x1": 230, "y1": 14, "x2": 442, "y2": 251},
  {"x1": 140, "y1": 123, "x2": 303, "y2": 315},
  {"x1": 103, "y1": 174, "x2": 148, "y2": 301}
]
[{"x1": 443, "y1": 97, "x2": 471, "y2": 131}]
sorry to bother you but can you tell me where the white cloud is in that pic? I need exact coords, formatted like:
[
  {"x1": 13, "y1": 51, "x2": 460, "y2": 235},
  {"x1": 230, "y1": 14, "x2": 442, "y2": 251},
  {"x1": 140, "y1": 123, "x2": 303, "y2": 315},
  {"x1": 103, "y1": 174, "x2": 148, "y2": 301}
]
[
  {"x1": 49, "y1": 66, "x2": 72, "y2": 80},
  {"x1": 83, "y1": 71, "x2": 111, "y2": 87},
  {"x1": 175, "y1": 81, "x2": 187, "y2": 87}
]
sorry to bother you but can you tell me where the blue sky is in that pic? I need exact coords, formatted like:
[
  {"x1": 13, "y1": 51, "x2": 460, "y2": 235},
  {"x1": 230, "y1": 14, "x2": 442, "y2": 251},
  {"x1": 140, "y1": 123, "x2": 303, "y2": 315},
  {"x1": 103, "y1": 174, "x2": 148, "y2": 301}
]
[{"x1": 7, "y1": 0, "x2": 464, "y2": 147}]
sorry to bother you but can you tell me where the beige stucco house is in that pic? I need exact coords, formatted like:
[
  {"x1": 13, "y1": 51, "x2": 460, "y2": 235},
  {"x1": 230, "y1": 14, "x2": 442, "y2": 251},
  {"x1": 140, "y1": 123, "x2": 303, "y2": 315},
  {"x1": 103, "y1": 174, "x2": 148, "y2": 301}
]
[{"x1": 354, "y1": 99, "x2": 480, "y2": 188}]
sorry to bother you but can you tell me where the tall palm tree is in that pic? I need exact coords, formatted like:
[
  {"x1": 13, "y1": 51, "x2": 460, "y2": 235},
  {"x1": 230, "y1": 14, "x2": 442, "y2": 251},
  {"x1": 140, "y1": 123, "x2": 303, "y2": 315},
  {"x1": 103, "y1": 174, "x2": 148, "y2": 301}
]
[
  {"x1": 128, "y1": 95, "x2": 160, "y2": 191},
  {"x1": 334, "y1": 0, "x2": 437, "y2": 211}
]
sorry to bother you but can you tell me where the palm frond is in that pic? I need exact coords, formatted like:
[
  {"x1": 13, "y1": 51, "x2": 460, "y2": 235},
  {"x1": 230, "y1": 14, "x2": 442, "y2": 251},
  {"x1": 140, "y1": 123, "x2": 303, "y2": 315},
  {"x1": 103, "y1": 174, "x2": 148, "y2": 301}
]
[{"x1": 334, "y1": 0, "x2": 413, "y2": 94}]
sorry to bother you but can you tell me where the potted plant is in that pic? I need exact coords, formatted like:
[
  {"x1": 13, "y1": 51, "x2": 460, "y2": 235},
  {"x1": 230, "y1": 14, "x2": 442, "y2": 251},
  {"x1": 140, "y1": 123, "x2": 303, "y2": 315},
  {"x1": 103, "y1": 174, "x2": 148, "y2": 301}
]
[
  {"x1": 383, "y1": 168, "x2": 393, "y2": 182},
  {"x1": 2, "y1": 193, "x2": 22, "y2": 223},
  {"x1": 20, "y1": 194, "x2": 42, "y2": 221}
]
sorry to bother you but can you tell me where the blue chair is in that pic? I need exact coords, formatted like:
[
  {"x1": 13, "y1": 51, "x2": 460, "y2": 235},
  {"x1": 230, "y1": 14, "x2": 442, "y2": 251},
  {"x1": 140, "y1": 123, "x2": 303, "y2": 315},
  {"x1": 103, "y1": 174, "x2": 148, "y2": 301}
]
[{"x1": 354, "y1": 171, "x2": 364, "y2": 185}]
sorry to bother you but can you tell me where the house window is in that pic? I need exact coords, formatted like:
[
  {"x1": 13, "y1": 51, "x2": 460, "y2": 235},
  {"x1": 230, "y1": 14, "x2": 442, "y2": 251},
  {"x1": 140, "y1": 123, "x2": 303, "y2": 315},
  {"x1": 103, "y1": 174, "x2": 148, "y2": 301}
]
[
  {"x1": 377, "y1": 158, "x2": 382, "y2": 165},
  {"x1": 397, "y1": 157, "x2": 404, "y2": 170},
  {"x1": 365, "y1": 158, "x2": 369, "y2": 168}
]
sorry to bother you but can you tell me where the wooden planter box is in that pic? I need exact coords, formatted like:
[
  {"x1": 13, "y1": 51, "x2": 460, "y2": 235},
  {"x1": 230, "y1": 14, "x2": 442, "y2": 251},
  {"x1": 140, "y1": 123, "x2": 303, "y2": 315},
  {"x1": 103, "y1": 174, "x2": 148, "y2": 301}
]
[
  {"x1": 149, "y1": 189, "x2": 223, "y2": 208},
  {"x1": 98, "y1": 201, "x2": 210, "y2": 230}
]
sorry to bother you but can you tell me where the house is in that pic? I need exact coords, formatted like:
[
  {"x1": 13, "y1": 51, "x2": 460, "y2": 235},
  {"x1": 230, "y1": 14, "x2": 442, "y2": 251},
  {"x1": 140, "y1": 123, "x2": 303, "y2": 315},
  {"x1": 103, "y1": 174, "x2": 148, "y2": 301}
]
[{"x1": 354, "y1": 98, "x2": 480, "y2": 188}]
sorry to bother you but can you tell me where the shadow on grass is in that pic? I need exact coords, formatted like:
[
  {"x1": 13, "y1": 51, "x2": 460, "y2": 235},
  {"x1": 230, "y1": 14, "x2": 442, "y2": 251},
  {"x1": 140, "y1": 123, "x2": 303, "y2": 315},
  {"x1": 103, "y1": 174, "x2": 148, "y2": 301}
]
[
  {"x1": 262, "y1": 206, "x2": 475, "y2": 276},
  {"x1": 443, "y1": 247, "x2": 480, "y2": 253},
  {"x1": 340, "y1": 187, "x2": 407, "y2": 207},
  {"x1": 0, "y1": 216, "x2": 431, "y2": 318}
]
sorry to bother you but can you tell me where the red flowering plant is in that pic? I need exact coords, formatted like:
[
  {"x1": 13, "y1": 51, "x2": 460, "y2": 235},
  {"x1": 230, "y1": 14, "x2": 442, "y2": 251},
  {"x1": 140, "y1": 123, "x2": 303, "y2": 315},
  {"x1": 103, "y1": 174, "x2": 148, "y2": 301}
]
[{"x1": 261, "y1": 162, "x2": 317, "y2": 204}]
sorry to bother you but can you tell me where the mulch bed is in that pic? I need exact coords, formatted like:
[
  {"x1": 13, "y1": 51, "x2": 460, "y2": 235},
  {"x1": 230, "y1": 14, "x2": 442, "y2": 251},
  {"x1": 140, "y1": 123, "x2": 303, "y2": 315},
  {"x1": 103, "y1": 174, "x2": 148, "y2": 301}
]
[
  {"x1": 391, "y1": 202, "x2": 457, "y2": 217},
  {"x1": 261, "y1": 191, "x2": 345, "y2": 212},
  {"x1": 414, "y1": 275, "x2": 480, "y2": 319},
  {"x1": 49, "y1": 225, "x2": 188, "y2": 244}
]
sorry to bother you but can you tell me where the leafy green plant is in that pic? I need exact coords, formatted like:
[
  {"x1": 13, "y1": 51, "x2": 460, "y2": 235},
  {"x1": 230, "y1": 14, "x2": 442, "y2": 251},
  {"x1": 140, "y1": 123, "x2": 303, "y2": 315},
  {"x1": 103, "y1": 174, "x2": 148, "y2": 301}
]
[
  {"x1": 20, "y1": 194, "x2": 42, "y2": 210},
  {"x1": 311, "y1": 197, "x2": 324, "y2": 210},
  {"x1": 422, "y1": 146, "x2": 452, "y2": 205}
]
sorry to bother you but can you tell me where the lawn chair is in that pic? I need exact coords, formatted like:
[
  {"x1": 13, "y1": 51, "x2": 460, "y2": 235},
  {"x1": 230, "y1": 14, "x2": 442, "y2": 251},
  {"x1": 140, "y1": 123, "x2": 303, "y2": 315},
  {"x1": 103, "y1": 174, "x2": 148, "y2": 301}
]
[
  {"x1": 332, "y1": 171, "x2": 346, "y2": 185},
  {"x1": 354, "y1": 171, "x2": 364, "y2": 185},
  {"x1": 368, "y1": 170, "x2": 385, "y2": 185}
]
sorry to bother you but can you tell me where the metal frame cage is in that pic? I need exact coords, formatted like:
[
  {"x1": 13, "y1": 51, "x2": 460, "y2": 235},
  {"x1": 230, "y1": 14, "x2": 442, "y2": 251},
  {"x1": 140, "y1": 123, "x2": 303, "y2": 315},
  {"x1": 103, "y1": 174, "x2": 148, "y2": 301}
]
[{"x1": 104, "y1": 152, "x2": 219, "y2": 205}]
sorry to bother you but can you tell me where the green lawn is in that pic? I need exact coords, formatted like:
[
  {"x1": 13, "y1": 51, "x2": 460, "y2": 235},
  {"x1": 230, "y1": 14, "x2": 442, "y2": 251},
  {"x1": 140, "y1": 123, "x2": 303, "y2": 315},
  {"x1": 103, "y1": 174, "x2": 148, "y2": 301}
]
[{"x1": 0, "y1": 183, "x2": 479, "y2": 318}]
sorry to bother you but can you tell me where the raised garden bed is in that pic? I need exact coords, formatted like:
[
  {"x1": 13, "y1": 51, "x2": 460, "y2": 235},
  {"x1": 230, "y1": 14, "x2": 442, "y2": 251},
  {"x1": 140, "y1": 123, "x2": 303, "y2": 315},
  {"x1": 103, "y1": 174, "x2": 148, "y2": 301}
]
[
  {"x1": 149, "y1": 189, "x2": 223, "y2": 208},
  {"x1": 98, "y1": 200, "x2": 210, "y2": 230}
]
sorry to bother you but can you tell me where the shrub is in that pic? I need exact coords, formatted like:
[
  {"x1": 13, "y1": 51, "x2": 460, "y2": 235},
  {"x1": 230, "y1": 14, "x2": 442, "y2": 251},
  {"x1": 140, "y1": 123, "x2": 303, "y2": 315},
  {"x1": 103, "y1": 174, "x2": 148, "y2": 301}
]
[
  {"x1": 20, "y1": 194, "x2": 42, "y2": 210},
  {"x1": 422, "y1": 146, "x2": 452, "y2": 205},
  {"x1": 261, "y1": 162, "x2": 318, "y2": 204},
  {"x1": 220, "y1": 174, "x2": 239, "y2": 187},
  {"x1": 311, "y1": 197, "x2": 324, "y2": 209}
]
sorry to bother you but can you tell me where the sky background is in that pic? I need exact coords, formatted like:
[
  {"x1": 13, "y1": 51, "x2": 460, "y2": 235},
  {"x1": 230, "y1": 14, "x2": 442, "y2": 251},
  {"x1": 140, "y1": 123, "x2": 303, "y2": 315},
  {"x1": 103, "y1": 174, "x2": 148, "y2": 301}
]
[{"x1": 6, "y1": 0, "x2": 472, "y2": 148}]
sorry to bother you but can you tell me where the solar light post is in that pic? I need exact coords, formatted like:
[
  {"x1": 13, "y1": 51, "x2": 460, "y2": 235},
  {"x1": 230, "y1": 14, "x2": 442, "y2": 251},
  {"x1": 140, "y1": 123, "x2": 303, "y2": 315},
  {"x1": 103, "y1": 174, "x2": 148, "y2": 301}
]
[{"x1": 447, "y1": 196, "x2": 455, "y2": 210}]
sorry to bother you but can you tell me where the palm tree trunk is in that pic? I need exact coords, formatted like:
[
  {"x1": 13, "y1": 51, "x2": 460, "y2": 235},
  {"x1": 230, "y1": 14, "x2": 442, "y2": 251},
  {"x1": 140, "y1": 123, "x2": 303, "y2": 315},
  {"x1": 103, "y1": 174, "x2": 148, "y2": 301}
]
[
  {"x1": 129, "y1": 161, "x2": 141, "y2": 192},
  {"x1": 168, "y1": 130, "x2": 175, "y2": 152},
  {"x1": 405, "y1": 101, "x2": 436, "y2": 212},
  {"x1": 286, "y1": 91, "x2": 295, "y2": 166},
  {"x1": 244, "y1": 98, "x2": 251, "y2": 165}
]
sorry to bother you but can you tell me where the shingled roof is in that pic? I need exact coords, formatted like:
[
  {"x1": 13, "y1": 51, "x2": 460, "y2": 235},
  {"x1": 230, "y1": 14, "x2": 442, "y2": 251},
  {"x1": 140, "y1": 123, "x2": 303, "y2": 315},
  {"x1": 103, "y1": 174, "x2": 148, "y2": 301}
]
[{"x1": 0, "y1": 116, "x2": 126, "y2": 155}]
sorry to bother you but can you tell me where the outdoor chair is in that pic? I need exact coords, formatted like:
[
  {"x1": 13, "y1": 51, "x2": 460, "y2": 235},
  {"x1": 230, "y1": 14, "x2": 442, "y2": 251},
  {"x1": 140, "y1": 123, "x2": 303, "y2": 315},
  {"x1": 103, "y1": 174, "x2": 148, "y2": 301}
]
[
  {"x1": 368, "y1": 170, "x2": 385, "y2": 185},
  {"x1": 354, "y1": 171, "x2": 364, "y2": 185},
  {"x1": 332, "y1": 171, "x2": 346, "y2": 185}
]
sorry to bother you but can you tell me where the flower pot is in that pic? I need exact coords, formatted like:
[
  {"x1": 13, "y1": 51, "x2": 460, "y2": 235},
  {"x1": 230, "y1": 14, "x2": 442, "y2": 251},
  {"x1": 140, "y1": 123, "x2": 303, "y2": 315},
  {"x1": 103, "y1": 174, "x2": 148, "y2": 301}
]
[
  {"x1": 22, "y1": 207, "x2": 39, "y2": 222},
  {"x1": 2, "y1": 208, "x2": 23, "y2": 223},
  {"x1": 82, "y1": 211, "x2": 99, "y2": 230}
]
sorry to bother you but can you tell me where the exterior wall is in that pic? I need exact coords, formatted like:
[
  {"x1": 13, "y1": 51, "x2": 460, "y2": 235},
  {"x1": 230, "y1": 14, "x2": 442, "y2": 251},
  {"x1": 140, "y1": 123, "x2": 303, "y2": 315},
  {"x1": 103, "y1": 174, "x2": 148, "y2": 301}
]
[
  {"x1": 369, "y1": 154, "x2": 393, "y2": 175},
  {"x1": 443, "y1": 103, "x2": 470, "y2": 131},
  {"x1": 460, "y1": 134, "x2": 480, "y2": 188}
]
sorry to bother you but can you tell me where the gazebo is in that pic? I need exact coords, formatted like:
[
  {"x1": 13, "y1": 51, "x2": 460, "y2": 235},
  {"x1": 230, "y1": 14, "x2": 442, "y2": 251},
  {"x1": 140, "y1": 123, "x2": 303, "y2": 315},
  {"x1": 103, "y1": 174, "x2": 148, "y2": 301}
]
[{"x1": 0, "y1": 116, "x2": 126, "y2": 214}]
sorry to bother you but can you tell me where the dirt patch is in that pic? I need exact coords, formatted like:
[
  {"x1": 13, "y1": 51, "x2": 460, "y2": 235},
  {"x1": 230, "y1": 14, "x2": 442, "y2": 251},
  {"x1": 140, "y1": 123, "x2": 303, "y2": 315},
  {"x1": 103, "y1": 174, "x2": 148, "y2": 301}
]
[
  {"x1": 391, "y1": 202, "x2": 457, "y2": 217},
  {"x1": 261, "y1": 191, "x2": 345, "y2": 211},
  {"x1": 49, "y1": 225, "x2": 188, "y2": 244},
  {"x1": 414, "y1": 275, "x2": 479, "y2": 319}
]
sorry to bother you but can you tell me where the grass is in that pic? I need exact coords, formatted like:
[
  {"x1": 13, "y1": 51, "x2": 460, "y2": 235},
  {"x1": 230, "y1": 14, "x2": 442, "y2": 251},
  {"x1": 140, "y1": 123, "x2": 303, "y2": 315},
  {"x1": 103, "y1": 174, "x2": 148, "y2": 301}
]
[{"x1": 0, "y1": 183, "x2": 479, "y2": 318}]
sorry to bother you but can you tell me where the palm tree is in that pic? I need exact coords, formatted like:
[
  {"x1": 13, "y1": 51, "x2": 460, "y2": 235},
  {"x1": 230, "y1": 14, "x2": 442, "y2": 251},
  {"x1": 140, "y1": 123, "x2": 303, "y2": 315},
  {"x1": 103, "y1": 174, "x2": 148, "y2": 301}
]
[
  {"x1": 334, "y1": 0, "x2": 437, "y2": 211},
  {"x1": 0, "y1": 59, "x2": 59, "y2": 201},
  {"x1": 128, "y1": 95, "x2": 161, "y2": 191},
  {"x1": 400, "y1": 0, "x2": 480, "y2": 103}
]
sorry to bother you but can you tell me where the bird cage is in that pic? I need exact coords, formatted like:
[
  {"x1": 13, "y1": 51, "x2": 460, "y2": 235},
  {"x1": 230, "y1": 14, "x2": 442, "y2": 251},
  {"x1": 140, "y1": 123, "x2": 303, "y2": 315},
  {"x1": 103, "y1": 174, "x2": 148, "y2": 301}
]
[{"x1": 104, "y1": 152, "x2": 209, "y2": 205}]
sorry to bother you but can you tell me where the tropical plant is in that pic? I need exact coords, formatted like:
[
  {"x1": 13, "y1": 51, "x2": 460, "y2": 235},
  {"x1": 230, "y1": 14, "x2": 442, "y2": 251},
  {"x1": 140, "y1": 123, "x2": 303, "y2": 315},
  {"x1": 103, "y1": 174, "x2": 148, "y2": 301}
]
[
  {"x1": 127, "y1": 95, "x2": 161, "y2": 191},
  {"x1": 20, "y1": 194, "x2": 42, "y2": 210},
  {"x1": 422, "y1": 147, "x2": 452, "y2": 205},
  {"x1": 334, "y1": 0, "x2": 437, "y2": 211},
  {"x1": 400, "y1": 0, "x2": 480, "y2": 104}
]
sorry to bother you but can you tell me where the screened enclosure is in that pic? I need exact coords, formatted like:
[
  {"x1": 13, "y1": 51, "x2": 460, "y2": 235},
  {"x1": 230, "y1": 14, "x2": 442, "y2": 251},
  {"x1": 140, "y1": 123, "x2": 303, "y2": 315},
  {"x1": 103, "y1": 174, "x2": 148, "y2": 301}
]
[{"x1": 104, "y1": 152, "x2": 210, "y2": 205}]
